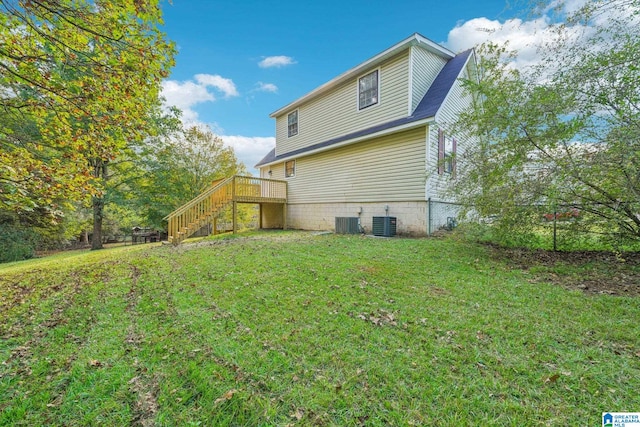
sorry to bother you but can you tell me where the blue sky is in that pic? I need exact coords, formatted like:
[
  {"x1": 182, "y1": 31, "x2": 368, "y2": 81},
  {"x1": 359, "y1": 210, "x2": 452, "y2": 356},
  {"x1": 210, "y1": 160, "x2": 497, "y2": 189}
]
[{"x1": 158, "y1": 0, "x2": 553, "y2": 171}]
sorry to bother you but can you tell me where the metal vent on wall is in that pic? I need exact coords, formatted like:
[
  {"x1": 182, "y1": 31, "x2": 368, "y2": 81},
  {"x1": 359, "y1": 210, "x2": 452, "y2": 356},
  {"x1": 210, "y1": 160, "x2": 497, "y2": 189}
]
[
  {"x1": 335, "y1": 217, "x2": 360, "y2": 234},
  {"x1": 372, "y1": 216, "x2": 396, "y2": 237}
]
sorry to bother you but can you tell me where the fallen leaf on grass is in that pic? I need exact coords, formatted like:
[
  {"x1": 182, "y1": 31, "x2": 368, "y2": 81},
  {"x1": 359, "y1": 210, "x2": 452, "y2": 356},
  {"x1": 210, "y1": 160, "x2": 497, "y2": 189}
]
[
  {"x1": 290, "y1": 408, "x2": 304, "y2": 421},
  {"x1": 89, "y1": 359, "x2": 102, "y2": 368},
  {"x1": 544, "y1": 373, "x2": 560, "y2": 384},
  {"x1": 46, "y1": 397, "x2": 62, "y2": 408},
  {"x1": 476, "y1": 331, "x2": 490, "y2": 341},
  {"x1": 214, "y1": 389, "x2": 239, "y2": 404},
  {"x1": 355, "y1": 309, "x2": 398, "y2": 327}
]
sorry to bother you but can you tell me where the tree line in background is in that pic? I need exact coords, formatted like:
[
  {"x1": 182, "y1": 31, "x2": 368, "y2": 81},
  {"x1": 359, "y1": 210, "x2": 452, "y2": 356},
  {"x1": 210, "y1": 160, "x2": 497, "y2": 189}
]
[
  {"x1": 4, "y1": 0, "x2": 638, "y2": 262},
  {"x1": 0, "y1": 0, "x2": 245, "y2": 262},
  {"x1": 451, "y1": 0, "x2": 640, "y2": 250}
]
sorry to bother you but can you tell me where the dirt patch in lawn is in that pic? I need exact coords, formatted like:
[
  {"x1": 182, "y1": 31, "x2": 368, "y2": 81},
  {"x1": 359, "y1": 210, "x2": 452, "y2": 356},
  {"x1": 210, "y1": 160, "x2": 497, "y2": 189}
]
[{"x1": 490, "y1": 245, "x2": 640, "y2": 297}]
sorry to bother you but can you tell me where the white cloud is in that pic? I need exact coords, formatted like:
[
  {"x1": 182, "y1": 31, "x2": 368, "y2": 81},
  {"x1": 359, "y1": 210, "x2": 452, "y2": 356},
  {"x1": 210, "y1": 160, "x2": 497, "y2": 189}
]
[
  {"x1": 194, "y1": 74, "x2": 238, "y2": 98},
  {"x1": 544, "y1": 0, "x2": 589, "y2": 16},
  {"x1": 161, "y1": 80, "x2": 215, "y2": 110},
  {"x1": 446, "y1": 16, "x2": 566, "y2": 70},
  {"x1": 445, "y1": 0, "x2": 638, "y2": 71},
  {"x1": 220, "y1": 135, "x2": 275, "y2": 171},
  {"x1": 161, "y1": 74, "x2": 238, "y2": 125},
  {"x1": 255, "y1": 82, "x2": 278, "y2": 93},
  {"x1": 258, "y1": 55, "x2": 296, "y2": 68}
]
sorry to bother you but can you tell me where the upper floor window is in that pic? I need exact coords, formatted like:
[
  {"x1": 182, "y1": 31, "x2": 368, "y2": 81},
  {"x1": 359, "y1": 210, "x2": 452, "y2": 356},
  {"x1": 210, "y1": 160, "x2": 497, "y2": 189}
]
[
  {"x1": 438, "y1": 129, "x2": 457, "y2": 176},
  {"x1": 287, "y1": 110, "x2": 298, "y2": 137},
  {"x1": 358, "y1": 70, "x2": 379, "y2": 110},
  {"x1": 444, "y1": 138, "x2": 454, "y2": 174},
  {"x1": 285, "y1": 160, "x2": 296, "y2": 178}
]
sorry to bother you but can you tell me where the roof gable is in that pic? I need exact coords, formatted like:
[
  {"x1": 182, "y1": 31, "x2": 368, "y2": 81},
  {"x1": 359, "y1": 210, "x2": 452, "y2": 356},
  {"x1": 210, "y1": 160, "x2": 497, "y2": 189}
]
[
  {"x1": 256, "y1": 46, "x2": 474, "y2": 168},
  {"x1": 269, "y1": 33, "x2": 455, "y2": 118},
  {"x1": 411, "y1": 49, "x2": 473, "y2": 120}
]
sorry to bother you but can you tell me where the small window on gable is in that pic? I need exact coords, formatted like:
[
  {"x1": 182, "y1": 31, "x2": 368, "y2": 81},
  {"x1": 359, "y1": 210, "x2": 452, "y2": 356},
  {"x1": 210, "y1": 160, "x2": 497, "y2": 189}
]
[
  {"x1": 358, "y1": 70, "x2": 379, "y2": 110},
  {"x1": 438, "y1": 129, "x2": 457, "y2": 177},
  {"x1": 285, "y1": 160, "x2": 295, "y2": 178},
  {"x1": 287, "y1": 110, "x2": 298, "y2": 137}
]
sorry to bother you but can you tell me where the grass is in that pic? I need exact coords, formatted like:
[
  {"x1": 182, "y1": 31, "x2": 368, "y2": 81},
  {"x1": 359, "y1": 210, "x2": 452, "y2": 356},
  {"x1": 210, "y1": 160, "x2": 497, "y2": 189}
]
[{"x1": 1, "y1": 231, "x2": 639, "y2": 426}]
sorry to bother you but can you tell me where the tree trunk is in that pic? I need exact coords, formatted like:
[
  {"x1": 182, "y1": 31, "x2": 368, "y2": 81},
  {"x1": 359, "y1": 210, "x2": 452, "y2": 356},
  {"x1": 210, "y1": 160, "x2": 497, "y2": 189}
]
[
  {"x1": 81, "y1": 229, "x2": 89, "y2": 247},
  {"x1": 91, "y1": 160, "x2": 108, "y2": 250},
  {"x1": 91, "y1": 195, "x2": 104, "y2": 250}
]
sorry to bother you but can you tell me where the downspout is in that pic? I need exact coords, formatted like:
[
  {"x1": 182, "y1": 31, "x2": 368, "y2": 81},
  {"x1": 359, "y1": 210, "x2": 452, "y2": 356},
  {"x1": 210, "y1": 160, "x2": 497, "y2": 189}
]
[
  {"x1": 428, "y1": 197, "x2": 432, "y2": 235},
  {"x1": 425, "y1": 123, "x2": 432, "y2": 235}
]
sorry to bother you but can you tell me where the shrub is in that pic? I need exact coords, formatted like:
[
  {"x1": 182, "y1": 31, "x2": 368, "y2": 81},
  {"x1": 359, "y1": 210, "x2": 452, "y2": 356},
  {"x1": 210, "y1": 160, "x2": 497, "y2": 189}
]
[{"x1": 0, "y1": 225, "x2": 38, "y2": 263}]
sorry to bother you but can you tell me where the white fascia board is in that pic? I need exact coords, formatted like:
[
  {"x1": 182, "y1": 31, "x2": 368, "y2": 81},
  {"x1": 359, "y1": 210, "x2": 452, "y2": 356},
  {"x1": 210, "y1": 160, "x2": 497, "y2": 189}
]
[
  {"x1": 258, "y1": 117, "x2": 435, "y2": 168},
  {"x1": 269, "y1": 33, "x2": 455, "y2": 118},
  {"x1": 407, "y1": 46, "x2": 414, "y2": 116}
]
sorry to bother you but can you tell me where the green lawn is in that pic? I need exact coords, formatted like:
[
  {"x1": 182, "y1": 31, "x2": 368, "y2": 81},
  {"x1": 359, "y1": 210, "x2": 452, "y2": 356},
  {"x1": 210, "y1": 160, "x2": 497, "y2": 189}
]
[{"x1": 1, "y1": 231, "x2": 638, "y2": 426}]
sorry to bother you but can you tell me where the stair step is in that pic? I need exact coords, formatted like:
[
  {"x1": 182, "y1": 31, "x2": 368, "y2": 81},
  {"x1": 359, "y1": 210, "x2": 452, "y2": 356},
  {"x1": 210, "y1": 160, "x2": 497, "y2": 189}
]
[{"x1": 165, "y1": 181, "x2": 237, "y2": 245}]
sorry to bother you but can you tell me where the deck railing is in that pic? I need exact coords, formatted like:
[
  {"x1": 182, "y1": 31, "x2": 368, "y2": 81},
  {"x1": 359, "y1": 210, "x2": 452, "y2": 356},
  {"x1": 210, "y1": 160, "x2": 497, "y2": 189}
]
[
  {"x1": 165, "y1": 176, "x2": 286, "y2": 245},
  {"x1": 234, "y1": 175, "x2": 287, "y2": 202}
]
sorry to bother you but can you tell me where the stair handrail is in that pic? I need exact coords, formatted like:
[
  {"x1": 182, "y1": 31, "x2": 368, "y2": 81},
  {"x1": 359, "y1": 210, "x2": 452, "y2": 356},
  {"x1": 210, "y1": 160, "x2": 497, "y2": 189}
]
[
  {"x1": 163, "y1": 176, "x2": 234, "y2": 221},
  {"x1": 164, "y1": 175, "x2": 288, "y2": 244}
]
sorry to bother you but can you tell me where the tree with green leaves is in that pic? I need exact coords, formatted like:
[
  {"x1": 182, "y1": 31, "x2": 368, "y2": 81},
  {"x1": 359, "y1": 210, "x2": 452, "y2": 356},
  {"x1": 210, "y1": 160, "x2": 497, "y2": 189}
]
[
  {"x1": 452, "y1": 0, "x2": 640, "y2": 247},
  {"x1": 0, "y1": 0, "x2": 175, "y2": 226},
  {"x1": 83, "y1": 107, "x2": 181, "y2": 249},
  {"x1": 138, "y1": 125, "x2": 247, "y2": 230}
]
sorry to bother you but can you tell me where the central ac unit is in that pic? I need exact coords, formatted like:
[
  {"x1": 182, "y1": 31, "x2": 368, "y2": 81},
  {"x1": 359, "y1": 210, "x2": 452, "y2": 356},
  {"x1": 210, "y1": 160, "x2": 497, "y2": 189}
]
[
  {"x1": 372, "y1": 216, "x2": 396, "y2": 237},
  {"x1": 335, "y1": 217, "x2": 360, "y2": 234}
]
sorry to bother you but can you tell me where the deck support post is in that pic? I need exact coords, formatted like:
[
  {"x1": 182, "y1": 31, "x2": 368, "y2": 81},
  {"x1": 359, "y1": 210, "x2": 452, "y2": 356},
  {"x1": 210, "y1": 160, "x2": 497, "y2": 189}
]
[
  {"x1": 282, "y1": 203, "x2": 287, "y2": 230},
  {"x1": 231, "y1": 176, "x2": 237, "y2": 234},
  {"x1": 213, "y1": 217, "x2": 217, "y2": 235},
  {"x1": 232, "y1": 201, "x2": 237, "y2": 234},
  {"x1": 259, "y1": 203, "x2": 263, "y2": 230}
]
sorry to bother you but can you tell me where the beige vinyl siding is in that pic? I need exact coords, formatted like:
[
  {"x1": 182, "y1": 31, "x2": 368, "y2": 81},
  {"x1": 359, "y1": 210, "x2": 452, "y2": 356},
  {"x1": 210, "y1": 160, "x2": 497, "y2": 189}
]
[
  {"x1": 411, "y1": 46, "x2": 448, "y2": 112},
  {"x1": 275, "y1": 51, "x2": 411, "y2": 157},
  {"x1": 286, "y1": 127, "x2": 426, "y2": 204},
  {"x1": 260, "y1": 163, "x2": 285, "y2": 181},
  {"x1": 427, "y1": 63, "x2": 474, "y2": 200}
]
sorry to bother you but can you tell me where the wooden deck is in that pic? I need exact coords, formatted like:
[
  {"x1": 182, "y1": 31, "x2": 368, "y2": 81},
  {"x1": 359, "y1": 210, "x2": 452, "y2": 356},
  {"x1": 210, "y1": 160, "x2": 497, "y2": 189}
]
[
  {"x1": 165, "y1": 176, "x2": 287, "y2": 245},
  {"x1": 233, "y1": 176, "x2": 287, "y2": 204}
]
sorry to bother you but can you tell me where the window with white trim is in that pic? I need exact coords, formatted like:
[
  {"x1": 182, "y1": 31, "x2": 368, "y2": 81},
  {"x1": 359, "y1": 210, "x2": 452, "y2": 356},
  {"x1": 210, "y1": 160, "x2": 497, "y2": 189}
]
[
  {"x1": 438, "y1": 129, "x2": 457, "y2": 176},
  {"x1": 285, "y1": 160, "x2": 295, "y2": 178},
  {"x1": 358, "y1": 70, "x2": 379, "y2": 110},
  {"x1": 287, "y1": 110, "x2": 298, "y2": 137},
  {"x1": 444, "y1": 138, "x2": 454, "y2": 174}
]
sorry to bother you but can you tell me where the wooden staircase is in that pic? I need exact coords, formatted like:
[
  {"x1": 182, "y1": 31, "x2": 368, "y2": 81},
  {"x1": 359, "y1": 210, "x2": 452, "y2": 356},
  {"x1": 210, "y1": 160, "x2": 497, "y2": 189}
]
[{"x1": 164, "y1": 175, "x2": 287, "y2": 245}]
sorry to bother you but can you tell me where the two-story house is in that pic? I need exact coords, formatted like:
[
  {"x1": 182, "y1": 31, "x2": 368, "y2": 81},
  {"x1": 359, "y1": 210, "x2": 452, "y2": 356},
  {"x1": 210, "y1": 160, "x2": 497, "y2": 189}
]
[{"x1": 255, "y1": 33, "x2": 476, "y2": 236}]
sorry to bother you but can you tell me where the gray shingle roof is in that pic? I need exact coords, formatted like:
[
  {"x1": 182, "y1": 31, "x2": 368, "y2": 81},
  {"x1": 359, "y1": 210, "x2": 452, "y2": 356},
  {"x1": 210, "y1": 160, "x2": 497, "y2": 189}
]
[{"x1": 412, "y1": 49, "x2": 473, "y2": 119}]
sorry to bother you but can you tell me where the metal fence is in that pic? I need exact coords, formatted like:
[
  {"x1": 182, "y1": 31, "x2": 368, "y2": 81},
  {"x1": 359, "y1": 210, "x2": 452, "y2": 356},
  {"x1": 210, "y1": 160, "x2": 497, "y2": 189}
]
[
  {"x1": 439, "y1": 201, "x2": 637, "y2": 251},
  {"x1": 423, "y1": 197, "x2": 638, "y2": 250},
  {"x1": 519, "y1": 203, "x2": 634, "y2": 251}
]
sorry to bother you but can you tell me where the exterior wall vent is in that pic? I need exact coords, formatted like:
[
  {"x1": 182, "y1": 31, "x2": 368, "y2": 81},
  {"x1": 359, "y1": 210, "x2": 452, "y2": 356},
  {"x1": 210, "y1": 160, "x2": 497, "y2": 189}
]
[
  {"x1": 335, "y1": 217, "x2": 360, "y2": 234},
  {"x1": 372, "y1": 216, "x2": 397, "y2": 237}
]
